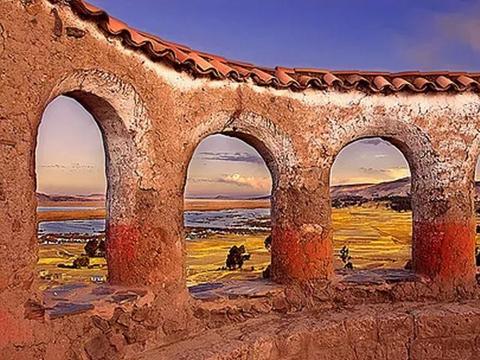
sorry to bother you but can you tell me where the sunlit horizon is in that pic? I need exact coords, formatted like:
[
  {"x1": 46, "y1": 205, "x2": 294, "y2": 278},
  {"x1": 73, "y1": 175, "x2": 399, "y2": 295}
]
[{"x1": 36, "y1": 96, "x2": 480, "y2": 197}]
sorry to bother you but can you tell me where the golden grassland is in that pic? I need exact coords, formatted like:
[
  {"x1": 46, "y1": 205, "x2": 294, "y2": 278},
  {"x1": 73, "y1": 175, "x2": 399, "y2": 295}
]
[
  {"x1": 37, "y1": 244, "x2": 107, "y2": 289},
  {"x1": 36, "y1": 201, "x2": 480, "y2": 287}
]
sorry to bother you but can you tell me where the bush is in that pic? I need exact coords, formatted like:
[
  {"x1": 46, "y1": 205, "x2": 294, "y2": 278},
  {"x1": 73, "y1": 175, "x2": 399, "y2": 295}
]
[
  {"x1": 84, "y1": 239, "x2": 106, "y2": 258},
  {"x1": 225, "y1": 245, "x2": 251, "y2": 270},
  {"x1": 73, "y1": 256, "x2": 90, "y2": 269},
  {"x1": 339, "y1": 245, "x2": 353, "y2": 270}
]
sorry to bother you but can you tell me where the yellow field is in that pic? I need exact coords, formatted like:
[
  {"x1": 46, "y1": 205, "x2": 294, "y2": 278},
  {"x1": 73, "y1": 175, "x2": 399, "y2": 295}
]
[
  {"x1": 37, "y1": 205, "x2": 417, "y2": 287},
  {"x1": 37, "y1": 243, "x2": 107, "y2": 290},
  {"x1": 186, "y1": 232, "x2": 271, "y2": 286},
  {"x1": 332, "y1": 205, "x2": 412, "y2": 269}
]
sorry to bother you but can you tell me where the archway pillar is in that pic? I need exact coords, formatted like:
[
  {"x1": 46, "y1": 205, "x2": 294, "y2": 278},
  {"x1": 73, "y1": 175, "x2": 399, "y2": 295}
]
[
  {"x1": 412, "y1": 170, "x2": 476, "y2": 286},
  {"x1": 42, "y1": 70, "x2": 185, "y2": 291},
  {"x1": 271, "y1": 166, "x2": 333, "y2": 283}
]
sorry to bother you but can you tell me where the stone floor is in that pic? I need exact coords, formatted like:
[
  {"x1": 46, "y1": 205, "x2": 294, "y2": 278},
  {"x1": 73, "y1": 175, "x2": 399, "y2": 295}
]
[
  {"x1": 134, "y1": 300, "x2": 480, "y2": 360},
  {"x1": 37, "y1": 269, "x2": 422, "y2": 320},
  {"x1": 43, "y1": 283, "x2": 153, "y2": 319},
  {"x1": 189, "y1": 269, "x2": 417, "y2": 301}
]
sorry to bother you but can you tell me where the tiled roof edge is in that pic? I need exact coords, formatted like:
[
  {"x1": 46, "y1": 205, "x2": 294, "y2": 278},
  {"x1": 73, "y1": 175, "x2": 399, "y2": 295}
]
[{"x1": 69, "y1": 0, "x2": 480, "y2": 94}]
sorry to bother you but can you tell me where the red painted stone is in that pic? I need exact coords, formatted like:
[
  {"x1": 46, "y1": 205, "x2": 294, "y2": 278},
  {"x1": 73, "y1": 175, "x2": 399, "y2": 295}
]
[
  {"x1": 107, "y1": 224, "x2": 139, "y2": 284},
  {"x1": 272, "y1": 226, "x2": 333, "y2": 283},
  {"x1": 413, "y1": 220, "x2": 476, "y2": 284}
]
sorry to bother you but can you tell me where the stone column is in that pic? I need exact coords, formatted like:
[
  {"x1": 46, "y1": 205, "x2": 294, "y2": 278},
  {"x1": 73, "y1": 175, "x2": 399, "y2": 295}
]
[
  {"x1": 102, "y1": 129, "x2": 185, "y2": 290},
  {"x1": 271, "y1": 167, "x2": 333, "y2": 283},
  {"x1": 412, "y1": 169, "x2": 476, "y2": 286},
  {"x1": 106, "y1": 185, "x2": 185, "y2": 290}
]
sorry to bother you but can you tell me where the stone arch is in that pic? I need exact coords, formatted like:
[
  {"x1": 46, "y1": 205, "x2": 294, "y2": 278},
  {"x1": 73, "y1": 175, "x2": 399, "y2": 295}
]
[
  {"x1": 182, "y1": 110, "x2": 299, "y2": 283},
  {"x1": 327, "y1": 115, "x2": 441, "y2": 222},
  {"x1": 329, "y1": 136, "x2": 413, "y2": 270},
  {"x1": 327, "y1": 114, "x2": 474, "y2": 281},
  {"x1": 35, "y1": 69, "x2": 154, "y2": 285},
  {"x1": 183, "y1": 110, "x2": 298, "y2": 193}
]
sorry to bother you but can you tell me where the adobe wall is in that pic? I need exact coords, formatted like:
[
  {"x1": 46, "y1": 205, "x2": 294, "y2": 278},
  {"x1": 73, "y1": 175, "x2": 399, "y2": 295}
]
[
  {"x1": 1, "y1": 0, "x2": 480, "y2": 358},
  {"x1": 147, "y1": 301, "x2": 480, "y2": 360}
]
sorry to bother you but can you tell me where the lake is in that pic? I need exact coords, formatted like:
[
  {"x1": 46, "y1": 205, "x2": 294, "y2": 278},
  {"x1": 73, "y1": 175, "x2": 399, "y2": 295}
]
[{"x1": 37, "y1": 208, "x2": 271, "y2": 239}]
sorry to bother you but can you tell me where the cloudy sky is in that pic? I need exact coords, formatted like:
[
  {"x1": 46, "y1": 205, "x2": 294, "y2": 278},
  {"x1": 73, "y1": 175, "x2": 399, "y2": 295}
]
[{"x1": 36, "y1": 0, "x2": 480, "y2": 196}]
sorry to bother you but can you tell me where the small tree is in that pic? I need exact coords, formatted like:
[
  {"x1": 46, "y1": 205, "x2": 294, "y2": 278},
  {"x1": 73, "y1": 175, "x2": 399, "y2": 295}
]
[
  {"x1": 225, "y1": 245, "x2": 251, "y2": 270},
  {"x1": 263, "y1": 235, "x2": 272, "y2": 279},
  {"x1": 339, "y1": 245, "x2": 353, "y2": 270},
  {"x1": 84, "y1": 240, "x2": 98, "y2": 258}
]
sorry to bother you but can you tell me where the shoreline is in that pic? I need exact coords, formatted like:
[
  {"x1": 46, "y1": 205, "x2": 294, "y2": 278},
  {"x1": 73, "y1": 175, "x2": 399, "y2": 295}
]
[{"x1": 38, "y1": 199, "x2": 271, "y2": 222}]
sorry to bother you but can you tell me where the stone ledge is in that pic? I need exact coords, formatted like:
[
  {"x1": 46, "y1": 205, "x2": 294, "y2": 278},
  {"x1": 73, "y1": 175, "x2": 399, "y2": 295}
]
[
  {"x1": 136, "y1": 301, "x2": 480, "y2": 360},
  {"x1": 42, "y1": 283, "x2": 153, "y2": 320}
]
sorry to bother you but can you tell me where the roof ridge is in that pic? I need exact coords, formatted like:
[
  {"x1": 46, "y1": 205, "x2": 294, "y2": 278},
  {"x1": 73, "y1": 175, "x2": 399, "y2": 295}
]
[{"x1": 69, "y1": 0, "x2": 480, "y2": 94}]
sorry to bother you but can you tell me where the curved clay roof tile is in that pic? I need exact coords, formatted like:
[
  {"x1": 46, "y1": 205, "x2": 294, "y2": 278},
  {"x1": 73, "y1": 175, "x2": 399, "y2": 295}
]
[
  {"x1": 391, "y1": 77, "x2": 414, "y2": 91},
  {"x1": 323, "y1": 73, "x2": 343, "y2": 87},
  {"x1": 345, "y1": 74, "x2": 369, "y2": 87},
  {"x1": 123, "y1": 28, "x2": 152, "y2": 47},
  {"x1": 74, "y1": 0, "x2": 103, "y2": 15},
  {"x1": 227, "y1": 63, "x2": 251, "y2": 77},
  {"x1": 373, "y1": 76, "x2": 393, "y2": 92},
  {"x1": 250, "y1": 68, "x2": 275, "y2": 84},
  {"x1": 69, "y1": 0, "x2": 480, "y2": 94},
  {"x1": 183, "y1": 53, "x2": 216, "y2": 74},
  {"x1": 275, "y1": 68, "x2": 300, "y2": 88},
  {"x1": 413, "y1": 77, "x2": 433, "y2": 91},
  {"x1": 457, "y1": 75, "x2": 480, "y2": 89},
  {"x1": 208, "y1": 58, "x2": 238, "y2": 78},
  {"x1": 307, "y1": 77, "x2": 328, "y2": 89},
  {"x1": 435, "y1": 75, "x2": 457, "y2": 91},
  {"x1": 147, "y1": 40, "x2": 171, "y2": 55}
]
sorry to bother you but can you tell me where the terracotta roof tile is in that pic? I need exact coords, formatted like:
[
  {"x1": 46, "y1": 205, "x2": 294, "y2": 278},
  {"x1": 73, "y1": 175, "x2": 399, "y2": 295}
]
[{"x1": 70, "y1": 0, "x2": 480, "y2": 94}]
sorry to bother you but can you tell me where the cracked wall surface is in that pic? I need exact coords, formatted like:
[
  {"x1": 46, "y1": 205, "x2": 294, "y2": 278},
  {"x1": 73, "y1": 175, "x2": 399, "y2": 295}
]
[{"x1": 1, "y1": 0, "x2": 480, "y2": 358}]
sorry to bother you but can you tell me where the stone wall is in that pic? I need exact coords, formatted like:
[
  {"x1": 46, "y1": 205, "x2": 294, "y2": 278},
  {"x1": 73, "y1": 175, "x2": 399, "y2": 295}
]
[
  {"x1": 147, "y1": 301, "x2": 480, "y2": 360},
  {"x1": 1, "y1": 0, "x2": 480, "y2": 358}
]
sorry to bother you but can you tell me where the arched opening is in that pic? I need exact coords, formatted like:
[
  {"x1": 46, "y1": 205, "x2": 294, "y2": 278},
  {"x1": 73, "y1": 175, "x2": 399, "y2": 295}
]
[
  {"x1": 331, "y1": 137, "x2": 412, "y2": 273},
  {"x1": 184, "y1": 134, "x2": 273, "y2": 287},
  {"x1": 36, "y1": 96, "x2": 108, "y2": 289}
]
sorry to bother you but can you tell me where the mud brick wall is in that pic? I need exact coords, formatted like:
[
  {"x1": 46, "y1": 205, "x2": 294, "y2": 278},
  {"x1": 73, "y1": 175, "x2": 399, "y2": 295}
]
[
  {"x1": 151, "y1": 302, "x2": 480, "y2": 360},
  {"x1": 1, "y1": 1, "x2": 480, "y2": 358}
]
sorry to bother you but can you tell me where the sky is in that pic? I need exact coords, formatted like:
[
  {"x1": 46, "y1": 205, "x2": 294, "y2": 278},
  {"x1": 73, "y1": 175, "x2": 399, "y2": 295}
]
[
  {"x1": 36, "y1": 0, "x2": 480, "y2": 196},
  {"x1": 36, "y1": 97, "x2": 106, "y2": 196}
]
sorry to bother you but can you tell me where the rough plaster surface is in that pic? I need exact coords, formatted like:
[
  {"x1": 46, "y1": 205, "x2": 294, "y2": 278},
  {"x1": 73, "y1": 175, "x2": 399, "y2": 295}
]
[
  {"x1": 140, "y1": 301, "x2": 480, "y2": 360},
  {"x1": 2, "y1": 1, "x2": 480, "y2": 358}
]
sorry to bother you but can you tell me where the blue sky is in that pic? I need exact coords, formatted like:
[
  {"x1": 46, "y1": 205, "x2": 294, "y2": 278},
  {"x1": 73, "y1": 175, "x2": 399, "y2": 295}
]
[
  {"x1": 88, "y1": 0, "x2": 480, "y2": 71},
  {"x1": 36, "y1": 1, "x2": 480, "y2": 196}
]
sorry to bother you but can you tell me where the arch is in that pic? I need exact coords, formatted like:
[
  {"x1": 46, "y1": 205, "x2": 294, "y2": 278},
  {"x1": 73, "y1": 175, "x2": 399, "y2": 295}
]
[
  {"x1": 183, "y1": 134, "x2": 273, "y2": 285},
  {"x1": 327, "y1": 115, "x2": 477, "y2": 282},
  {"x1": 34, "y1": 69, "x2": 154, "y2": 285},
  {"x1": 329, "y1": 137, "x2": 412, "y2": 271},
  {"x1": 182, "y1": 110, "x2": 298, "y2": 198},
  {"x1": 327, "y1": 116, "x2": 441, "y2": 222},
  {"x1": 329, "y1": 128, "x2": 426, "y2": 277},
  {"x1": 180, "y1": 110, "x2": 299, "y2": 284}
]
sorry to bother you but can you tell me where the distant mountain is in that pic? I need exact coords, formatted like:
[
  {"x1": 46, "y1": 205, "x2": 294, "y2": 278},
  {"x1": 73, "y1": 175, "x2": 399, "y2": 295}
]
[
  {"x1": 36, "y1": 192, "x2": 105, "y2": 203},
  {"x1": 44, "y1": 178, "x2": 478, "y2": 204},
  {"x1": 331, "y1": 177, "x2": 480, "y2": 200},
  {"x1": 186, "y1": 194, "x2": 271, "y2": 201},
  {"x1": 331, "y1": 177, "x2": 411, "y2": 200},
  {"x1": 247, "y1": 195, "x2": 271, "y2": 200}
]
